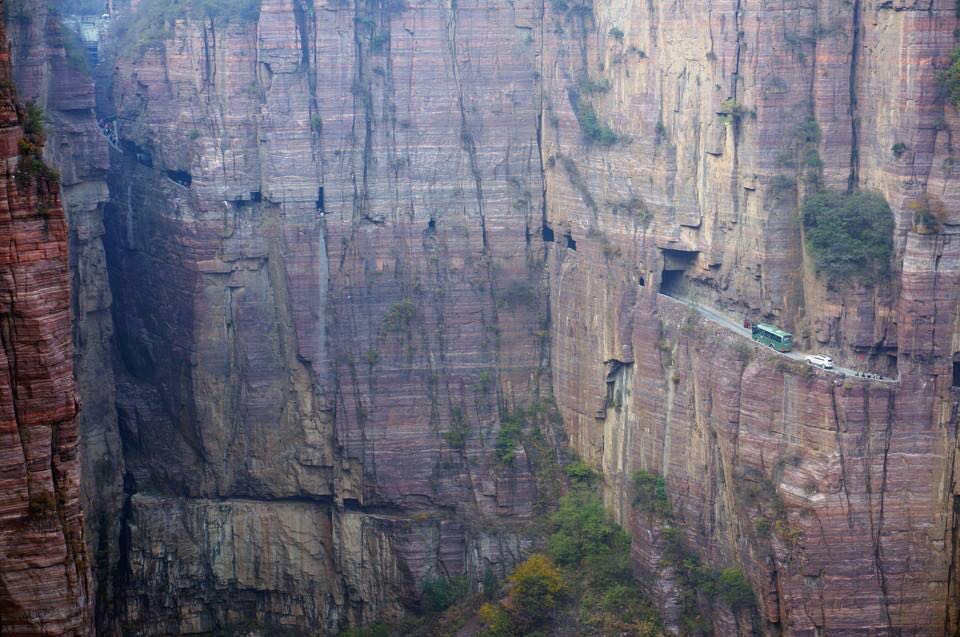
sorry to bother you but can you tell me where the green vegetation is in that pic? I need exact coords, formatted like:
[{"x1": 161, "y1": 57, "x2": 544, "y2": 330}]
[
  {"x1": 476, "y1": 462, "x2": 663, "y2": 637},
  {"x1": 338, "y1": 623, "x2": 389, "y2": 637},
  {"x1": 659, "y1": 528, "x2": 758, "y2": 632},
  {"x1": 891, "y1": 142, "x2": 907, "y2": 157},
  {"x1": 442, "y1": 408, "x2": 471, "y2": 450},
  {"x1": 382, "y1": 299, "x2": 417, "y2": 332},
  {"x1": 717, "y1": 98, "x2": 752, "y2": 126},
  {"x1": 908, "y1": 195, "x2": 945, "y2": 233},
  {"x1": 564, "y1": 460, "x2": 599, "y2": 485},
  {"x1": 422, "y1": 576, "x2": 468, "y2": 613},
  {"x1": 632, "y1": 470, "x2": 671, "y2": 517},
  {"x1": 938, "y1": 47, "x2": 960, "y2": 109},
  {"x1": 547, "y1": 490, "x2": 631, "y2": 577},
  {"x1": 801, "y1": 189, "x2": 894, "y2": 285},
  {"x1": 575, "y1": 99, "x2": 619, "y2": 146},
  {"x1": 495, "y1": 415, "x2": 523, "y2": 464},
  {"x1": 716, "y1": 568, "x2": 754, "y2": 609},
  {"x1": 506, "y1": 554, "x2": 565, "y2": 630},
  {"x1": 496, "y1": 281, "x2": 537, "y2": 308},
  {"x1": 17, "y1": 104, "x2": 59, "y2": 186},
  {"x1": 112, "y1": 0, "x2": 261, "y2": 55},
  {"x1": 577, "y1": 74, "x2": 612, "y2": 95},
  {"x1": 609, "y1": 26, "x2": 625, "y2": 40},
  {"x1": 60, "y1": 24, "x2": 90, "y2": 74},
  {"x1": 23, "y1": 102, "x2": 45, "y2": 138}
]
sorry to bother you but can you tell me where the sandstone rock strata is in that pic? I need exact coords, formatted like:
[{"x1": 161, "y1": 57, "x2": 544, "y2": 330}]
[
  {"x1": 59, "y1": 0, "x2": 960, "y2": 633},
  {"x1": 0, "y1": 5, "x2": 93, "y2": 633},
  {"x1": 7, "y1": 2, "x2": 123, "y2": 630}
]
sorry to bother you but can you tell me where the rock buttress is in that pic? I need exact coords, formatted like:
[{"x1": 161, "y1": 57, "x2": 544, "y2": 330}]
[
  {"x1": 6, "y1": 1, "x2": 123, "y2": 631},
  {"x1": 0, "y1": 2, "x2": 93, "y2": 633}
]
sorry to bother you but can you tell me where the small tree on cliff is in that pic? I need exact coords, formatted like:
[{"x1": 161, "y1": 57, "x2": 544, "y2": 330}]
[{"x1": 801, "y1": 189, "x2": 894, "y2": 286}]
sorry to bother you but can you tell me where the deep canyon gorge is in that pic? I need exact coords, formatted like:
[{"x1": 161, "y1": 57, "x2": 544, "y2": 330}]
[{"x1": 1, "y1": 0, "x2": 959, "y2": 634}]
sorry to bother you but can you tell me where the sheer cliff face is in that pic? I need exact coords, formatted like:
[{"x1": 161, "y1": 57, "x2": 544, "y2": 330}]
[
  {"x1": 541, "y1": 2, "x2": 960, "y2": 635},
  {"x1": 7, "y1": 1, "x2": 123, "y2": 630},
  {"x1": 0, "y1": 5, "x2": 93, "y2": 634},
  {"x1": 69, "y1": 0, "x2": 960, "y2": 634},
  {"x1": 103, "y1": 0, "x2": 550, "y2": 632}
]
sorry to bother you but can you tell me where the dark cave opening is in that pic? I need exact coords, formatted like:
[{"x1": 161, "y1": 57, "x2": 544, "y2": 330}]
[
  {"x1": 165, "y1": 169, "x2": 192, "y2": 188},
  {"x1": 542, "y1": 224, "x2": 555, "y2": 242},
  {"x1": 564, "y1": 232, "x2": 576, "y2": 251},
  {"x1": 659, "y1": 248, "x2": 698, "y2": 296},
  {"x1": 953, "y1": 360, "x2": 960, "y2": 388},
  {"x1": 316, "y1": 186, "x2": 325, "y2": 211}
]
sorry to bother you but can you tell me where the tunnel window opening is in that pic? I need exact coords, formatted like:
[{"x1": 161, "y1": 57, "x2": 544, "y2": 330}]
[
  {"x1": 953, "y1": 361, "x2": 960, "y2": 387},
  {"x1": 886, "y1": 354, "x2": 898, "y2": 374},
  {"x1": 165, "y1": 169, "x2": 192, "y2": 188},
  {"x1": 564, "y1": 232, "x2": 577, "y2": 250},
  {"x1": 316, "y1": 186, "x2": 325, "y2": 211},
  {"x1": 638, "y1": 275, "x2": 645, "y2": 287},
  {"x1": 659, "y1": 248, "x2": 698, "y2": 296},
  {"x1": 250, "y1": 191, "x2": 262, "y2": 202},
  {"x1": 542, "y1": 224, "x2": 555, "y2": 242}
]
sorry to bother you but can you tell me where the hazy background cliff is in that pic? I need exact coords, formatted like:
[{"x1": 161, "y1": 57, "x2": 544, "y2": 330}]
[{"x1": 4, "y1": 0, "x2": 959, "y2": 634}]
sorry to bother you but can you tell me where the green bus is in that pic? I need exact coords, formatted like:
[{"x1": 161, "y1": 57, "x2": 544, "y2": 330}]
[{"x1": 751, "y1": 323, "x2": 793, "y2": 352}]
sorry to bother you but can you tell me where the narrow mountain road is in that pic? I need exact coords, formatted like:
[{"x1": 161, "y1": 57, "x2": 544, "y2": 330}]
[{"x1": 660, "y1": 293, "x2": 898, "y2": 384}]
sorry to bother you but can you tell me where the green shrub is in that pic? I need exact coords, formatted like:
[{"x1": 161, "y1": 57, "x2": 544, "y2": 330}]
[
  {"x1": 577, "y1": 74, "x2": 612, "y2": 95},
  {"x1": 442, "y1": 408, "x2": 470, "y2": 450},
  {"x1": 547, "y1": 491, "x2": 631, "y2": 583},
  {"x1": 422, "y1": 575, "x2": 468, "y2": 613},
  {"x1": 609, "y1": 26, "x2": 624, "y2": 40},
  {"x1": 507, "y1": 554, "x2": 565, "y2": 629},
  {"x1": 478, "y1": 602, "x2": 513, "y2": 636},
  {"x1": 801, "y1": 189, "x2": 894, "y2": 285},
  {"x1": 718, "y1": 98, "x2": 751, "y2": 125},
  {"x1": 23, "y1": 102, "x2": 45, "y2": 138},
  {"x1": 564, "y1": 460, "x2": 599, "y2": 485},
  {"x1": 716, "y1": 568, "x2": 754, "y2": 609},
  {"x1": 891, "y1": 142, "x2": 907, "y2": 157},
  {"x1": 496, "y1": 281, "x2": 537, "y2": 308},
  {"x1": 494, "y1": 416, "x2": 522, "y2": 464},
  {"x1": 572, "y1": 95, "x2": 619, "y2": 145},
  {"x1": 382, "y1": 299, "x2": 417, "y2": 331},
  {"x1": 938, "y1": 47, "x2": 960, "y2": 109},
  {"x1": 632, "y1": 470, "x2": 671, "y2": 516}
]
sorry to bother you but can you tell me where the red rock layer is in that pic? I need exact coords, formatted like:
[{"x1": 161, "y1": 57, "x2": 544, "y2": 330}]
[
  {"x1": 0, "y1": 4, "x2": 93, "y2": 635},
  {"x1": 6, "y1": 2, "x2": 121, "y2": 631}
]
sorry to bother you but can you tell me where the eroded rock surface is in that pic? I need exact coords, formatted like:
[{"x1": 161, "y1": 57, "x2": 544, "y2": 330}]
[
  {"x1": 0, "y1": 7, "x2": 93, "y2": 633},
  {"x1": 7, "y1": 0, "x2": 957, "y2": 634}
]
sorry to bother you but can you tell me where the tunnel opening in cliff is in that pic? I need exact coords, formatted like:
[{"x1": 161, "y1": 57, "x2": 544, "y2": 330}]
[
  {"x1": 542, "y1": 224, "x2": 555, "y2": 242},
  {"x1": 659, "y1": 248, "x2": 698, "y2": 297},
  {"x1": 166, "y1": 169, "x2": 191, "y2": 188},
  {"x1": 953, "y1": 359, "x2": 960, "y2": 387}
]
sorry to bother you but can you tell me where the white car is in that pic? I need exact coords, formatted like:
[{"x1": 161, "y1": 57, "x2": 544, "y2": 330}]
[{"x1": 805, "y1": 354, "x2": 834, "y2": 369}]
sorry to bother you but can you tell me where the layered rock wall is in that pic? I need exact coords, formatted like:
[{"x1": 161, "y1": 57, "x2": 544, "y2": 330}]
[
  {"x1": 0, "y1": 3, "x2": 93, "y2": 632},
  {"x1": 11, "y1": 0, "x2": 956, "y2": 634},
  {"x1": 7, "y1": 1, "x2": 124, "y2": 630},
  {"x1": 100, "y1": 0, "x2": 554, "y2": 632},
  {"x1": 538, "y1": 1, "x2": 960, "y2": 634}
]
